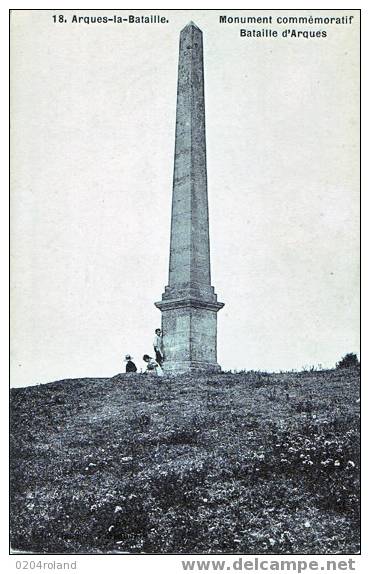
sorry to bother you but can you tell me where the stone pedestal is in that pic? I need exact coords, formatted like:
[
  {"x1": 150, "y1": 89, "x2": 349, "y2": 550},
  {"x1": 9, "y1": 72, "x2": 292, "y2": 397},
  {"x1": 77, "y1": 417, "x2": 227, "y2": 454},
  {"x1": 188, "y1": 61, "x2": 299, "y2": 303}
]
[
  {"x1": 155, "y1": 300, "x2": 224, "y2": 372},
  {"x1": 155, "y1": 22, "x2": 224, "y2": 373}
]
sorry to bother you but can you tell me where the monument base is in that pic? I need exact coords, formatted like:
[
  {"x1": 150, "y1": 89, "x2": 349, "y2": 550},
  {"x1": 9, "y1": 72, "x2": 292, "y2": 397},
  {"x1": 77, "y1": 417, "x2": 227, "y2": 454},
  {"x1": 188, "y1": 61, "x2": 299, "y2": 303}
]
[
  {"x1": 155, "y1": 296, "x2": 224, "y2": 374},
  {"x1": 162, "y1": 360, "x2": 222, "y2": 374}
]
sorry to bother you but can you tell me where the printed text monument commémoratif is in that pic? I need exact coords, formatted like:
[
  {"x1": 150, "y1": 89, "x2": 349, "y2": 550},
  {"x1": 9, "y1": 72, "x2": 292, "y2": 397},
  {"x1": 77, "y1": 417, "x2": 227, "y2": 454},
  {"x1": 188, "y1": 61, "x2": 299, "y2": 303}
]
[{"x1": 218, "y1": 15, "x2": 354, "y2": 25}]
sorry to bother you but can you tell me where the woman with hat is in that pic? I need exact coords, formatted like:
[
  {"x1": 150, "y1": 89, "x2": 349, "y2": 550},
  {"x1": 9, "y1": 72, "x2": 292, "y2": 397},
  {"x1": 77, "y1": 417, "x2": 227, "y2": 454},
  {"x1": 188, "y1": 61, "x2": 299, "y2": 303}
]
[{"x1": 124, "y1": 354, "x2": 137, "y2": 373}]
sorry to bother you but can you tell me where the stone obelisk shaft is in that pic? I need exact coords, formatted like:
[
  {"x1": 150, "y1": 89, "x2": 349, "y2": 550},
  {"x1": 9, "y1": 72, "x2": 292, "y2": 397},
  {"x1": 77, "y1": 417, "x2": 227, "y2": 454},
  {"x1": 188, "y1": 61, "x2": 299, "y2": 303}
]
[
  {"x1": 155, "y1": 22, "x2": 224, "y2": 372},
  {"x1": 169, "y1": 21, "x2": 211, "y2": 297}
]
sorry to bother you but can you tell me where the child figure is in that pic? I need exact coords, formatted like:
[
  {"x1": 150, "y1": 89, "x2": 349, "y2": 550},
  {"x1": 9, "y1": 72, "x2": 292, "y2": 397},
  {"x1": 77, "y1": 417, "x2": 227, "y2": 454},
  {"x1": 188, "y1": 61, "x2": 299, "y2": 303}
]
[
  {"x1": 143, "y1": 354, "x2": 164, "y2": 377},
  {"x1": 124, "y1": 354, "x2": 137, "y2": 373}
]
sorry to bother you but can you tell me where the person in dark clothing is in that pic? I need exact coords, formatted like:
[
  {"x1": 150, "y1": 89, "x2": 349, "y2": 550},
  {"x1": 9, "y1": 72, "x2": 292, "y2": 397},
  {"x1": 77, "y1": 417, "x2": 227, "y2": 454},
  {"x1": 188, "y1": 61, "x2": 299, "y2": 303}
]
[{"x1": 125, "y1": 354, "x2": 137, "y2": 373}]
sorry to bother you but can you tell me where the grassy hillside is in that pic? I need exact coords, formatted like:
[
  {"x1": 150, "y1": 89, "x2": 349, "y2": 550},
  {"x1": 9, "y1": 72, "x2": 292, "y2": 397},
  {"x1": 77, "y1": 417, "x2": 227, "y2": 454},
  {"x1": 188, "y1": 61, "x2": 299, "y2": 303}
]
[{"x1": 10, "y1": 368, "x2": 360, "y2": 554}]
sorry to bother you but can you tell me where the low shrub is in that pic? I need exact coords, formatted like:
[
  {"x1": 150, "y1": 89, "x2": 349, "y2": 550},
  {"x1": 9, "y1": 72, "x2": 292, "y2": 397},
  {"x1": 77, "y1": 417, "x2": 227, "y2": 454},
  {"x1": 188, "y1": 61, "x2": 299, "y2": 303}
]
[{"x1": 336, "y1": 353, "x2": 360, "y2": 370}]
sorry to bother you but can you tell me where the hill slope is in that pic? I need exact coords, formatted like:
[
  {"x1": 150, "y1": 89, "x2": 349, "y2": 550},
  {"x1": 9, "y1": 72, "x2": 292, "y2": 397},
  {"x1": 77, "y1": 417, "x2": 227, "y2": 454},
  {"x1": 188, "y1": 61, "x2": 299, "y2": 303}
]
[{"x1": 10, "y1": 368, "x2": 360, "y2": 554}]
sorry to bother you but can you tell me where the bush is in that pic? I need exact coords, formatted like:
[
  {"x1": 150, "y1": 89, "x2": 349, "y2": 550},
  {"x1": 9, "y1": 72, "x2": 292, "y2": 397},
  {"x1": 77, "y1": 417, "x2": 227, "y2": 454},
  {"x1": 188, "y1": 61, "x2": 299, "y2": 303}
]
[{"x1": 336, "y1": 353, "x2": 359, "y2": 370}]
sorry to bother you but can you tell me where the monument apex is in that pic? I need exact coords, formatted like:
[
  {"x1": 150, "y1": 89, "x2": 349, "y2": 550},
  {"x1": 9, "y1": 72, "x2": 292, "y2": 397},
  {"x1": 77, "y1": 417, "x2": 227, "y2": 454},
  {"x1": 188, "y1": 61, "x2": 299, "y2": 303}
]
[{"x1": 155, "y1": 22, "x2": 224, "y2": 373}]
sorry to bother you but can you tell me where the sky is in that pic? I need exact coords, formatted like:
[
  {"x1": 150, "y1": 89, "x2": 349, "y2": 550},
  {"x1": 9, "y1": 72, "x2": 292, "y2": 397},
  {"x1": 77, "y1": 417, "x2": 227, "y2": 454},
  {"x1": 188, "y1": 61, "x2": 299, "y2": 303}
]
[{"x1": 10, "y1": 9, "x2": 360, "y2": 387}]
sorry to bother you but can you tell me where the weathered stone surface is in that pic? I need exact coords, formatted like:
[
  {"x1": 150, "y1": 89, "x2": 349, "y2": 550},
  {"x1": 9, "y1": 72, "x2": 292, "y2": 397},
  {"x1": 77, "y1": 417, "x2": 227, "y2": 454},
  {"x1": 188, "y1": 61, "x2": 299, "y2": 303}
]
[{"x1": 155, "y1": 22, "x2": 224, "y2": 373}]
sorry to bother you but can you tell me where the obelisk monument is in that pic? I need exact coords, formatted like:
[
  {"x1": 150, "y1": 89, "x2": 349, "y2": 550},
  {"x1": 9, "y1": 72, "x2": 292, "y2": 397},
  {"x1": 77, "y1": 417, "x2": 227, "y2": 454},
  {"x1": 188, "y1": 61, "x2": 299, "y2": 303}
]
[{"x1": 155, "y1": 22, "x2": 224, "y2": 372}]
